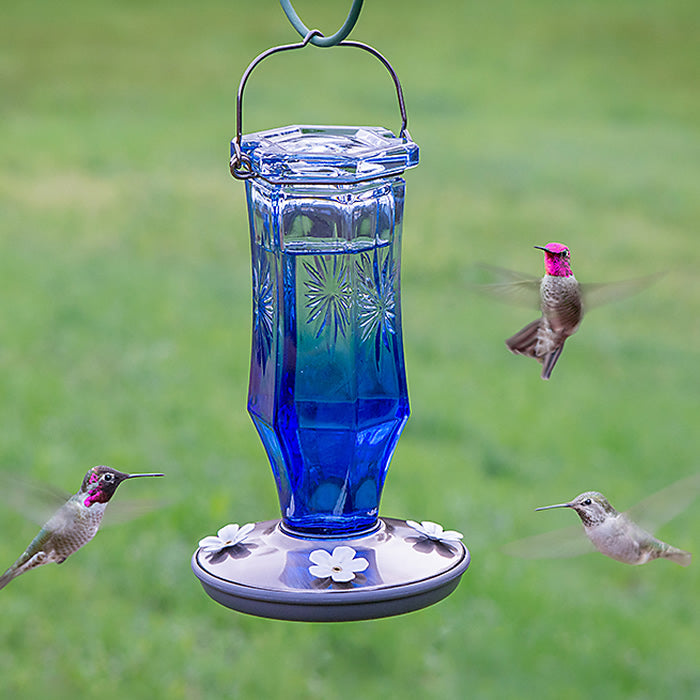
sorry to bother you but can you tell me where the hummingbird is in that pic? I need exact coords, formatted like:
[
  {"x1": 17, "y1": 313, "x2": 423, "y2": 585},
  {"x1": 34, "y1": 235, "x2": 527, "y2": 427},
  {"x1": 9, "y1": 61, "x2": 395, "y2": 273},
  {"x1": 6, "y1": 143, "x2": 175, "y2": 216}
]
[
  {"x1": 0, "y1": 466, "x2": 164, "y2": 590},
  {"x1": 505, "y1": 242, "x2": 582, "y2": 380},
  {"x1": 534, "y1": 491, "x2": 691, "y2": 566},
  {"x1": 503, "y1": 475, "x2": 699, "y2": 566},
  {"x1": 472, "y1": 242, "x2": 661, "y2": 379}
]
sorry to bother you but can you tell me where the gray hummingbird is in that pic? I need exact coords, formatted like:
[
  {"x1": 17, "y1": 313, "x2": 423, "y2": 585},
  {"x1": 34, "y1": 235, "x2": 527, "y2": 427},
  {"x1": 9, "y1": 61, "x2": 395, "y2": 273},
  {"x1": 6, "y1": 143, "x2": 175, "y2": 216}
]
[
  {"x1": 535, "y1": 491, "x2": 691, "y2": 566},
  {"x1": 0, "y1": 466, "x2": 164, "y2": 590},
  {"x1": 505, "y1": 242, "x2": 582, "y2": 380},
  {"x1": 503, "y1": 474, "x2": 699, "y2": 566}
]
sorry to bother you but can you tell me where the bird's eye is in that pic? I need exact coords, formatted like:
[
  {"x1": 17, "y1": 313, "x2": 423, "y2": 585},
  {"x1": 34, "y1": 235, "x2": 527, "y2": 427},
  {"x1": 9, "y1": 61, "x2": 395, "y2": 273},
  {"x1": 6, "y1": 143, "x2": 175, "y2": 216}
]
[
  {"x1": 560, "y1": 250, "x2": 569, "y2": 258},
  {"x1": 583, "y1": 498, "x2": 592, "y2": 506},
  {"x1": 103, "y1": 473, "x2": 114, "y2": 482}
]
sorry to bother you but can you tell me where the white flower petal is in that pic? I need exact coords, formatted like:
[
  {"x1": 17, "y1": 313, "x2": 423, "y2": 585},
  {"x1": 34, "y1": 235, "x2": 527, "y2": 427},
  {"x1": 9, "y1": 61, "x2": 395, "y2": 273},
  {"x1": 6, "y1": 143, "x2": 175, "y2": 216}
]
[
  {"x1": 233, "y1": 523, "x2": 255, "y2": 544},
  {"x1": 348, "y1": 556, "x2": 369, "y2": 573},
  {"x1": 309, "y1": 549, "x2": 334, "y2": 567},
  {"x1": 420, "y1": 521, "x2": 444, "y2": 537},
  {"x1": 406, "y1": 519, "x2": 437, "y2": 537},
  {"x1": 198, "y1": 535, "x2": 224, "y2": 551},
  {"x1": 406, "y1": 519, "x2": 463, "y2": 543},
  {"x1": 309, "y1": 564, "x2": 334, "y2": 579},
  {"x1": 217, "y1": 523, "x2": 242, "y2": 541},
  {"x1": 329, "y1": 569, "x2": 356, "y2": 583},
  {"x1": 331, "y1": 546, "x2": 359, "y2": 565}
]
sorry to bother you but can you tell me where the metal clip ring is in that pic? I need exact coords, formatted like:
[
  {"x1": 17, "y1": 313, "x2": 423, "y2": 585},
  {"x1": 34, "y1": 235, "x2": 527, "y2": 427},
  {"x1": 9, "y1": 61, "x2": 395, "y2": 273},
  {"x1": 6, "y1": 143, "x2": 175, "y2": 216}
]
[{"x1": 229, "y1": 141, "x2": 255, "y2": 180}]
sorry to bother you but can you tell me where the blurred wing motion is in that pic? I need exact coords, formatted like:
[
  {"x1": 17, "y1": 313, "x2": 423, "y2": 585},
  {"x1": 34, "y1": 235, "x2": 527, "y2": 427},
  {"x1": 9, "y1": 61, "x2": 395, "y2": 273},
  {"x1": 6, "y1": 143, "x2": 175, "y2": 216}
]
[
  {"x1": 503, "y1": 472, "x2": 700, "y2": 560},
  {"x1": 470, "y1": 265, "x2": 662, "y2": 311},
  {"x1": 0, "y1": 472, "x2": 165, "y2": 527},
  {"x1": 0, "y1": 473, "x2": 68, "y2": 525},
  {"x1": 468, "y1": 265, "x2": 541, "y2": 308},
  {"x1": 101, "y1": 498, "x2": 166, "y2": 525},
  {"x1": 502, "y1": 524, "x2": 595, "y2": 560},
  {"x1": 624, "y1": 472, "x2": 700, "y2": 534},
  {"x1": 581, "y1": 272, "x2": 664, "y2": 309}
]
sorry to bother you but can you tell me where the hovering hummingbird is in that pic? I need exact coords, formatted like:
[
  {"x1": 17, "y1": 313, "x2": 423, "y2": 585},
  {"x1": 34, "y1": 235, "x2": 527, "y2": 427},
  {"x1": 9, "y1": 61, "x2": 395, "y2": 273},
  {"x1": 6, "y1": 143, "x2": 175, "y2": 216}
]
[
  {"x1": 0, "y1": 466, "x2": 164, "y2": 590},
  {"x1": 505, "y1": 242, "x2": 582, "y2": 380},
  {"x1": 474, "y1": 242, "x2": 660, "y2": 380},
  {"x1": 503, "y1": 474, "x2": 699, "y2": 566},
  {"x1": 535, "y1": 491, "x2": 691, "y2": 566}
]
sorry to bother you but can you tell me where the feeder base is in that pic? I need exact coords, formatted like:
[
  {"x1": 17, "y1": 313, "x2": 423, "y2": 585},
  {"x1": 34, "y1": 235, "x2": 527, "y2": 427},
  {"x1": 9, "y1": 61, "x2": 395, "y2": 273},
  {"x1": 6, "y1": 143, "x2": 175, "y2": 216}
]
[{"x1": 191, "y1": 517, "x2": 470, "y2": 622}]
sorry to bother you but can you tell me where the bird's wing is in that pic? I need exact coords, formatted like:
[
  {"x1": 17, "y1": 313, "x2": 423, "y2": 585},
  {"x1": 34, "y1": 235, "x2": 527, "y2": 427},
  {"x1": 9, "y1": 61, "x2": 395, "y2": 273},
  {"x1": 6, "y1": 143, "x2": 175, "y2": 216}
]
[
  {"x1": 580, "y1": 272, "x2": 663, "y2": 309},
  {"x1": 624, "y1": 473, "x2": 700, "y2": 534},
  {"x1": 0, "y1": 473, "x2": 165, "y2": 528},
  {"x1": 102, "y1": 499, "x2": 166, "y2": 525},
  {"x1": 467, "y1": 265, "x2": 542, "y2": 308},
  {"x1": 0, "y1": 473, "x2": 69, "y2": 525},
  {"x1": 502, "y1": 524, "x2": 596, "y2": 559},
  {"x1": 42, "y1": 498, "x2": 83, "y2": 533},
  {"x1": 469, "y1": 265, "x2": 662, "y2": 311}
]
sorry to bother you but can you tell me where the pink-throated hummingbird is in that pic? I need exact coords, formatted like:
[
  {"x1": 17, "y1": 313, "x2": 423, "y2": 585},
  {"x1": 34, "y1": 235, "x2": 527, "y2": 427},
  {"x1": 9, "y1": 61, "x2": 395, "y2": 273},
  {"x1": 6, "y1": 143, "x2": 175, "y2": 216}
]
[
  {"x1": 475, "y1": 242, "x2": 659, "y2": 379},
  {"x1": 505, "y1": 242, "x2": 582, "y2": 379},
  {"x1": 0, "y1": 466, "x2": 164, "y2": 590}
]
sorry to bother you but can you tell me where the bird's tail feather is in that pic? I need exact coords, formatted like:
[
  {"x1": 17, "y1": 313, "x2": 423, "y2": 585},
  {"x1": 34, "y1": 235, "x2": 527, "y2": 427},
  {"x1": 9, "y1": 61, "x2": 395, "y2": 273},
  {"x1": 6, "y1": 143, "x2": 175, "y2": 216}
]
[
  {"x1": 0, "y1": 567, "x2": 17, "y2": 591},
  {"x1": 665, "y1": 548, "x2": 691, "y2": 567},
  {"x1": 505, "y1": 319, "x2": 541, "y2": 358},
  {"x1": 0, "y1": 550, "x2": 48, "y2": 590},
  {"x1": 541, "y1": 343, "x2": 565, "y2": 380}
]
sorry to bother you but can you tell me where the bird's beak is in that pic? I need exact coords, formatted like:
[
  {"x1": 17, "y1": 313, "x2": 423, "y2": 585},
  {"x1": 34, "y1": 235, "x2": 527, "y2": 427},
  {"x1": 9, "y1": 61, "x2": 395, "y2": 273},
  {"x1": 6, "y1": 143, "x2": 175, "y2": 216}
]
[
  {"x1": 533, "y1": 245, "x2": 548, "y2": 252},
  {"x1": 535, "y1": 502, "x2": 572, "y2": 511},
  {"x1": 125, "y1": 473, "x2": 165, "y2": 479}
]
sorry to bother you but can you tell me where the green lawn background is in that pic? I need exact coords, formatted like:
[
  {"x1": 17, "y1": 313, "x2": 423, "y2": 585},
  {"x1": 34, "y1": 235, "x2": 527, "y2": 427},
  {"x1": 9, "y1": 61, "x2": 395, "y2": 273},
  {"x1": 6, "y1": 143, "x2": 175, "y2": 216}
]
[{"x1": 1, "y1": 1, "x2": 698, "y2": 698}]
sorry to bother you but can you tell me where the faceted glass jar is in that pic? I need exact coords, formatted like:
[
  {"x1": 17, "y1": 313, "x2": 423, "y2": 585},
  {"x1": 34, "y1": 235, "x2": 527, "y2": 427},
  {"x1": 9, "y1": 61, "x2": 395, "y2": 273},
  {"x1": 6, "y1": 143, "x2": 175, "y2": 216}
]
[{"x1": 239, "y1": 125, "x2": 419, "y2": 537}]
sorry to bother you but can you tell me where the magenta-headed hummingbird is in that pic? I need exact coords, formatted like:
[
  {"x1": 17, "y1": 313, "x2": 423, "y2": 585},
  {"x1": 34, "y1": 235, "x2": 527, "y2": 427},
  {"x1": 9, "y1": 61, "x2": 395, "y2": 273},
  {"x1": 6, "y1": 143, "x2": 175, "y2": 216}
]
[
  {"x1": 0, "y1": 466, "x2": 164, "y2": 590},
  {"x1": 505, "y1": 242, "x2": 582, "y2": 380},
  {"x1": 475, "y1": 242, "x2": 660, "y2": 380}
]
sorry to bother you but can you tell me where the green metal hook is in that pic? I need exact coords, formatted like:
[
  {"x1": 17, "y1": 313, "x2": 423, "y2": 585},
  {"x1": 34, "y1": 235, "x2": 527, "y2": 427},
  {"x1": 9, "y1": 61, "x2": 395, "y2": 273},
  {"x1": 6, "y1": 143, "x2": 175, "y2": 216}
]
[{"x1": 280, "y1": 0, "x2": 364, "y2": 47}]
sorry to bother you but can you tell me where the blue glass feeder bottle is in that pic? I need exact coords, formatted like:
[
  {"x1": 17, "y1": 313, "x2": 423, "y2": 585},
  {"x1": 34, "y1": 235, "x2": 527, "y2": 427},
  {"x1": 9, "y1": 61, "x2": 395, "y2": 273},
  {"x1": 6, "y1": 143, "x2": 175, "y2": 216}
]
[
  {"x1": 192, "y1": 119, "x2": 470, "y2": 621},
  {"x1": 192, "y1": 31, "x2": 470, "y2": 622},
  {"x1": 243, "y1": 125, "x2": 419, "y2": 537}
]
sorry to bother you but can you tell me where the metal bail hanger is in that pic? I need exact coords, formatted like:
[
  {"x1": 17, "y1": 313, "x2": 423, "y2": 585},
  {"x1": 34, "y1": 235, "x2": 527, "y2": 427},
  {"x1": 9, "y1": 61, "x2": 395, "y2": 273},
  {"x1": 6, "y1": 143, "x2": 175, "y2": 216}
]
[{"x1": 229, "y1": 30, "x2": 410, "y2": 182}]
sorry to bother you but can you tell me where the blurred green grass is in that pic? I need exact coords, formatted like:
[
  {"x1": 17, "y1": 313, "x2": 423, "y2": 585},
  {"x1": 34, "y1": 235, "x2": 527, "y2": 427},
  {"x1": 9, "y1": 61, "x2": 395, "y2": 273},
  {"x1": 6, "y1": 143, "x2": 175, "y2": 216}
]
[{"x1": 1, "y1": 0, "x2": 699, "y2": 698}]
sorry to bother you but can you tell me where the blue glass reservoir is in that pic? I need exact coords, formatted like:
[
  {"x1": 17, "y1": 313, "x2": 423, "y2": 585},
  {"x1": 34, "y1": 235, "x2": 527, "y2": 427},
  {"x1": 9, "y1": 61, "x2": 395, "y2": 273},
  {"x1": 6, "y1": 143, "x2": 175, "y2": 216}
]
[{"x1": 240, "y1": 125, "x2": 419, "y2": 537}]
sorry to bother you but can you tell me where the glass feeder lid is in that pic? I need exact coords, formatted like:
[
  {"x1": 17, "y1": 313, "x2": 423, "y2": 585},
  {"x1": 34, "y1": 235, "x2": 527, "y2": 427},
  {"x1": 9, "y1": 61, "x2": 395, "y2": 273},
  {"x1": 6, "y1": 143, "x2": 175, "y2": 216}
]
[{"x1": 238, "y1": 124, "x2": 419, "y2": 183}]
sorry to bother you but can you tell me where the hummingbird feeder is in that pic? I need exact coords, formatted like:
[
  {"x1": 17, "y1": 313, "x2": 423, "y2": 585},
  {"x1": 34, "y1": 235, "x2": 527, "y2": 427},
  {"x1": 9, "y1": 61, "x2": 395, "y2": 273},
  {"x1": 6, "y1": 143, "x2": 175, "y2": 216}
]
[{"x1": 191, "y1": 16, "x2": 470, "y2": 621}]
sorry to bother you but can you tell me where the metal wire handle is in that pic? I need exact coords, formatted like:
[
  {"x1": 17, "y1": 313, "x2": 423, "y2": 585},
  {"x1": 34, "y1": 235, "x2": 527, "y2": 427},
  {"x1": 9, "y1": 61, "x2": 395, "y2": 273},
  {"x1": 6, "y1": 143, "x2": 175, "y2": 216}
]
[{"x1": 230, "y1": 30, "x2": 410, "y2": 181}]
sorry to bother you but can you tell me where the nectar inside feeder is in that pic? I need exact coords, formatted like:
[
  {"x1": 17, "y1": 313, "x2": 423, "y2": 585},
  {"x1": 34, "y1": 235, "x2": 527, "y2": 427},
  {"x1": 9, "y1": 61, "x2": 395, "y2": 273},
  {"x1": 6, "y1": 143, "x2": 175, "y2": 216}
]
[{"x1": 191, "y1": 34, "x2": 470, "y2": 622}]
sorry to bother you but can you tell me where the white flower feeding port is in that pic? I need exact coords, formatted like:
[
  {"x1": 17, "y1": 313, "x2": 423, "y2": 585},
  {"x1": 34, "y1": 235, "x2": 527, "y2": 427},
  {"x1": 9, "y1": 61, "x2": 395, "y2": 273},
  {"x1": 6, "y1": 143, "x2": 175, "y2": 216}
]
[
  {"x1": 198, "y1": 524, "x2": 256, "y2": 555},
  {"x1": 406, "y1": 521, "x2": 465, "y2": 544},
  {"x1": 191, "y1": 28, "x2": 470, "y2": 622},
  {"x1": 308, "y1": 546, "x2": 369, "y2": 584}
]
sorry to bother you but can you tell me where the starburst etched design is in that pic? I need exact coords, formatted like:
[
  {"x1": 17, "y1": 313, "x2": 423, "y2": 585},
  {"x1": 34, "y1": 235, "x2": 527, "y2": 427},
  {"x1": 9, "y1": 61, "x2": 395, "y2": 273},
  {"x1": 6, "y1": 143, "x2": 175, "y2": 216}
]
[
  {"x1": 252, "y1": 255, "x2": 275, "y2": 368},
  {"x1": 303, "y1": 255, "x2": 352, "y2": 341},
  {"x1": 356, "y1": 248, "x2": 397, "y2": 363}
]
